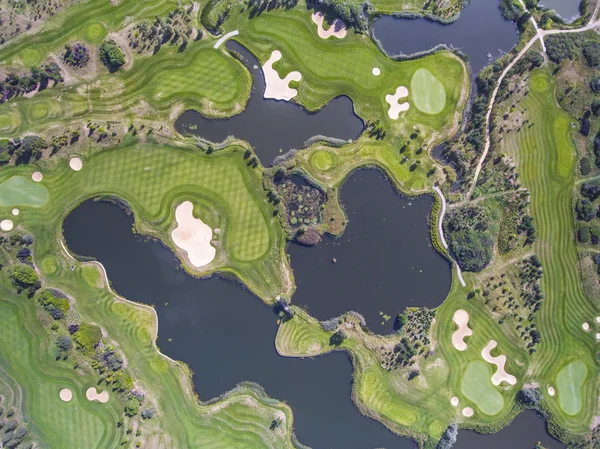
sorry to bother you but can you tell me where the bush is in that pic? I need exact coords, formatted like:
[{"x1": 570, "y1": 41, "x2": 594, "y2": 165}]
[
  {"x1": 329, "y1": 330, "x2": 346, "y2": 346},
  {"x1": 141, "y1": 408, "x2": 155, "y2": 420},
  {"x1": 592, "y1": 99, "x2": 600, "y2": 116},
  {"x1": 581, "y1": 118, "x2": 590, "y2": 136},
  {"x1": 437, "y1": 423, "x2": 458, "y2": 449},
  {"x1": 583, "y1": 40, "x2": 600, "y2": 68},
  {"x1": 37, "y1": 290, "x2": 70, "y2": 320},
  {"x1": 591, "y1": 223, "x2": 600, "y2": 244},
  {"x1": 10, "y1": 265, "x2": 40, "y2": 292},
  {"x1": 14, "y1": 136, "x2": 46, "y2": 165},
  {"x1": 546, "y1": 34, "x2": 583, "y2": 63},
  {"x1": 517, "y1": 387, "x2": 542, "y2": 406},
  {"x1": 591, "y1": 77, "x2": 600, "y2": 93},
  {"x1": 581, "y1": 157, "x2": 592, "y2": 175},
  {"x1": 73, "y1": 324, "x2": 102, "y2": 355},
  {"x1": 99, "y1": 40, "x2": 125, "y2": 72},
  {"x1": 125, "y1": 398, "x2": 140, "y2": 417},
  {"x1": 576, "y1": 199, "x2": 597, "y2": 221},
  {"x1": 63, "y1": 44, "x2": 90, "y2": 68},
  {"x1": 581, "y1": 181, "x2": 600, "y2": 200},
  {"x1": 579, "y1": 224, "x2": 591, "y2": 243},
  {"x1": 449, "y1": 229, "x2": 493, "y2": 272}
]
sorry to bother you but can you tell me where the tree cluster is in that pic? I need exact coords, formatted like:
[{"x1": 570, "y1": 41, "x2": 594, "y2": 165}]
[
  {"x1": 99, "y1": 39, "x2": 125, "y2": 72},
  {"x1": 63, "y1": 43, "x2": 90, "y2": 68},
  {"x1": 0, "y1": 63, "x2": 63, "y2": 103},
  {"x1": 129, "y1": 8, "x2": 195, "y2": 54}
]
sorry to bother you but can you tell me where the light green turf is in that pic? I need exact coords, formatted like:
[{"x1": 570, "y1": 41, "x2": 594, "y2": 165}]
[
  {"x1": 41, "y1": 256, "x2": 59, "y2": 275},
  {"x1": 82, "y1": 265, "x2": 102, "y2": 288},
  {"x1": 410, "y1": 68, "x2": 447, "y2": 115},
  {"x1": 85, "y1": 22, "x2": 107, "y2": 43},
  {"x1": 556, "y1": 361, "x2": 588, "y2": 416},
  {"x1": 309, "y1": 150, "x2": 334, "y2": 171},
  {"x1": 0, "y1": 176, "x2": 50, "y2": 207},
  {"x1": 461, "y1": 361, "x2": 504, "y2": 416},
  {"x1": 20, "y1": 48, "x2": 42, "y2": 67}
]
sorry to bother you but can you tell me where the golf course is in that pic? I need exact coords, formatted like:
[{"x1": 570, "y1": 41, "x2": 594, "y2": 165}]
[{"x1": 0, "y1": 0, "x2": 598, "y2": 447}]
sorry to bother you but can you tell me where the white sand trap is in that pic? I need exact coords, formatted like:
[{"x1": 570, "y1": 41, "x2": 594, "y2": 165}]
[
  {"x1": 548, "y1": 386, "x2": 556, "y2": 396},
  {"x1": 451, "y1": 309, "x2": 472, "y2": 351},
  {"x1": 171, "y1": 201, "x2": 216, "y2": 268},
  {"x1": 0, "y1": 219, "x2": 13, "y2": 231},
  {"x1": 596, "y1": 333, "x2": 600, "y2": 341},
  {"x1": 372, "y1": 67, "x2": 381, "y2": 76},
  {"x1": 86, "y1": 387, "x2": 109, "y2": 403},
  {"x1": 262, "y1": 50, "x2": 302, "y2": 101},
  {"x1": 596, "y1": 316, "x2": 600, "y2": 323},
  {"x1": 32, "y1": 171, "x2": 43, "y2": 182},
  {"x1": 451, "y1": 396, "x2": 459, "y2": 407},
  {"x1": 462, "y1": 407, "x2": 474, "y2": 417},
  {"x1": 481, "y1": 340, "x2": 517, "y2": 386},
  {"x1": 311, "y1": 12, "x2": 347, "y2": 39},
  {"x1": 59, "y1": 388, "x2": 73, "y2": 402},
  {"x1": 385, "y1": 86, "x2": 410, "y2": 119},
  {"x1": 69, "y1": 157, "x2": 83, "y2": 171},
  {"x1": 11, "y1": 209, "x2": 19, "y2": 216},
  {"x1": 583, "y1": 322, "x2": 590, "y2": 331}
]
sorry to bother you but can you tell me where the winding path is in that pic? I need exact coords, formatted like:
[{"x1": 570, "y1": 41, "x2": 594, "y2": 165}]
[{"x1": 462, "y1": 10, "x2": 600, "y2": 203}]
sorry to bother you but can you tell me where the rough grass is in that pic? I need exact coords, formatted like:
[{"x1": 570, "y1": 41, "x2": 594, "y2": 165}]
[
  {"x1": 0, "y1": 176, "x2": 50, "y2": 207},
  {"x1": 498, "y1": 68, "x2": 599, "y2": 433},
  {"x1": 461, "y1": 361, "x2": 505, "y2": 416}
]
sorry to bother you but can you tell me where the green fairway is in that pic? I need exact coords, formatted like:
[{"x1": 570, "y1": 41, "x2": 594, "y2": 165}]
[
  {"x1": 461, "y1": 361, "x2": 504, "y2": 416},
  {"x1": 0, "y1": 176, "x2": 50, "y2": 207},
  {"x1": 556, "y1": 361, "x2": 588, "y2": 416},
  {"x1": 498, "y1": 68, "x2": 598, "y2": 432},
  {"x1": 410, "y1": 68, "x2": 447, "y2": 115}
]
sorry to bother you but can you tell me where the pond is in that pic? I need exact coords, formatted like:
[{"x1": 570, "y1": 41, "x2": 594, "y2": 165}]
[
  {"x1": 373, "y1": 0, "x2": 519, "y2": 74},
  {"x1": 539, "y1": 0, "x2": 581, "y2": 23},
  {"x1": 175, "y1": 41, "x2": 364, "y2": 164}
]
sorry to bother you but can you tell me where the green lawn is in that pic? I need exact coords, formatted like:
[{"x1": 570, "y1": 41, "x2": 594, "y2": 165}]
[
  {"x1": 0, "y1": 176, "x2": 49, "y2": 207},
  {"x1": 461, "y1": 361, "x2": 504, "y2": 416},
  {"x1": 556, "y1": 361, "x2": 588, "y2": 416},
  {"x1": 498, "y1": 68, "x2": 598, "y2": 433},
  {"x1": 410, "y1": 68, "x2": 447, "y2": 115}
]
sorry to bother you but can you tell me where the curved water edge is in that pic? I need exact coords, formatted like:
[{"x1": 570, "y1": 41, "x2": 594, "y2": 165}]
[
  {"x1": 175, "y1": 41, "x2": 364, "y2": 164},
  {"x1": 373, "y1": 0, "x2": 519, "y2": 75},
  {"x1": 538, "y1": 0, "x2": 582, "y2": 23}
]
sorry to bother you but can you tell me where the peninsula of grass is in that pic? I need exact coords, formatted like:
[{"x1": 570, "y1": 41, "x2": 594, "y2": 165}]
[
  {"x1": 227, "y1": 5, "x2": 468, "y2": 144},
  {"x1": 0, "y1": 139, "x2": 292, "y2": 301}
]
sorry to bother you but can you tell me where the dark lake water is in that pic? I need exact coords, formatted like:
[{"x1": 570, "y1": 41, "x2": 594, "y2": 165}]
[
  {"x1": 175, "y1": 41, "x2": 364, "y2": 164},
  {"x1": 373, "y1": 0, "x2": 519, "y2": 74},
  {"x1": 62, "y1": 171, "x2": 564, "y2": 449},
  {"x1": 290, "y1": 169, "x2": 450, "y2": 332},
  {"x1": 539, "y1": 0, "x2": 581, "y2": 23}
]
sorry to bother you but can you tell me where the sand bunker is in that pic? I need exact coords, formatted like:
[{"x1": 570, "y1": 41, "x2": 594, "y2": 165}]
[
  {"x1": 548, "y1": 386, "x2": 556, "y2": 396},
  {"x1": 86, "y1": 387, "x2": 109, "y2": 403},
  {"x1": 0, "y1": 219, "x2": 13, "y2": 231},
  {"x1": 262, "y1": 50, "x2": 302, "y2": 101},
  {"x1": 596, "y1": 333, "x2": 600, "y2": 341},
  {"x1": 372, "y1": 67, "x2": 381, "y2": 76},
  {"x1": 69, "y1": 157, "x2": 83, "y2": 171},
  {"x1": 11, "y1": 209, "x2": 19, "y2": 216},
  {"x1": 171, "y1": 201, "x2": 216, "y2": 268},
  {"x1": 596, "y1": 316, "x2": 600, "y2": 323},
  {"x1": 481, "y1": 340, "x2": 517, "y2": 386},
  {"x1": 311, "y1": 11, "x2": 347, "y2": 39},
  {"x1": 451, "y1": 309, "x2": 472, "y2": 351},
  {"x1": 385, "y1": 86, "x2": 410, "y2": 119},
  {"x1": 462, "y1": 407, "x2": 474, "y2": 417},
  {"x1": 583, "y1": 322, "x2": 590, "y2": 331},
  {"x1": 59, "y1": 388, "x2": 73, "y2": 402},
  {"x1": 32, "y1": 171, "x2": 43, "y2": 182},
  {"x1": 451, "y1": 396, "x2": 459, "y2": 407}
]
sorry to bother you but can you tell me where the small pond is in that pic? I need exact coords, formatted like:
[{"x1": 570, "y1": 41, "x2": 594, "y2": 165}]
[{"x1": 539, "y1": 0, "x2": 581, "y2": 23}]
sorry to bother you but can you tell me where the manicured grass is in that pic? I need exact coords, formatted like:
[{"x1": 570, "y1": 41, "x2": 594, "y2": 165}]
[
  {"x1": 0, "y1": 176, "x2": 49, "y2": 207},
  {"x1": 20, "y1": 48, "x2": 42, "y2": 67},
  {"x1": 41, "y1": 255, "x2": 59, "y2": 275},
  {"x1": 461, "y1": 361, "x2": 504, "y2": 416},
  {"x1": 228, "y1": 6, "x2": 467, "y2": 143},
  {"x1": 556, "y1": 361, "x2": 588, "y2": 416},
  {"x1": 498, "y1": 68, "x2": 598, "y2": 432},
  {"x1": 84, "y1": 22, "x2": 107, "y2": 44},
  {"x1": 410, "y1": 68, "x2": 447, "y2": 115},
  {"x1": 82, "y1": 265, "x2": 101, "y2": 288},
  {"x1": 309, "y1": 150, "x2": 334, "y2": 171}
]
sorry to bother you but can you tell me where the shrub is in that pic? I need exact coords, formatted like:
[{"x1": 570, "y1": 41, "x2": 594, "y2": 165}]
[
  {"x1": 449, "y1": 229, "x2": 493, "y2": 272},
  {"x1": 56, "y1": 335, "x2": 72, "y2": 358},
  {"x1": 437, "y1": 423, "x2": 458, "y2": 449},
  {"x1": 581, "y1": 181, "x2": 600, "y2": 200},
  {"x1": 73, "y1": 324, "x2": 102, "y2": 355},
  {"x1": 546, "y1": 34, "x2": 583, "y2": 63},
  {"x1": 141, "y1": 408, "x2": 155, "y2": 419},
  {"x1": 63, "y1": 44, "x2": 90, "y2": 68},
  {"x1": 591, "y1": 77, "x2": 600, "y2": 93},
  {"x1": 576, "y1": 199, "x2": 597, "y2": 221},
  {"x1": 124, "y1": 398, "x2": 140, "y2": 417},
  {"x1": 14, "y1": 135, "x2": 46, "y2": 165},
  {"x1": 591, "y1": 223, "x2": 600, "y2": 244},
  {"x1": 579, "y1": 224, "x2": 591, "y2": 243},
  {"x1": 329, "y1": 330, "x2": 346, "y2": 346},
  {"x1": 580, "y1": 157, "x2": 592, "y2": 175},
  {"x1": 10, "y1": 265, "x2": 40, "y2": 292},
  {"x1": 581, "y1": 118, "x2": 590, "y2": 136},
  {"x1": 517, "y1": 387, "x2": 542, "y2": 406},
  {"x1": 583, "y1": 40, "x2": 600, "y2": 68},
  {"x1": 37, "y1": 290, "x2": 70, "y2": 319},
  {"x1": 99, "y1": 40, "x2": 125, "y2": 72}
]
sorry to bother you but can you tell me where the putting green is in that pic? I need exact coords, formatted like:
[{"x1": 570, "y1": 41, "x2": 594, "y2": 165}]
[
  {"x1": 410, "y1": 68, "x2": 446, "y2": 115},
  {"x1": 461, "y1": 361, "x2": 504, "y2": 415},
  {"x1": 310, "y1": 150, "x2": 334, "y2": 171},
  {"x1": 20, "y1": 48, "x2": 42, "y2": 67},
  {"x1": 30, "y1": 103, "x2": 49, "y2": 119},
  {"x1": 85, "y1": 22, "x2": 106, "y2": 44},
  {"x1": 41, "y1": 256, "x2": 59, "y2": 275},
  {"x1": 82, "y1": 265, "x2": 102, "y2": 288},
  {"x1": 556, "y1": 361, "x2": 587, "y2": 415},
  {"x1": 0, "y1": 176, "x2": 49, "y2": 207}
]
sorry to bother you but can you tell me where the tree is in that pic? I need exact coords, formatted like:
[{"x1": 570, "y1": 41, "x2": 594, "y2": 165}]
[
  {"x1": 63, "y1": 44, "x2": 90, "y2": 67},
  {"x1": 576, "y1": 199, "x2": 596, "y2": 221},
  {"x1": 437, "y1": 423, "x2": 458, "y2": 449},
  {"x1": 329, "y1": 330, "x2": 346, "y2": 346},
  {"x1": 581, "y1": 181, "x2": 600, "y2": 200},
  {"x1": 73, "y1": 323, "x2": 102, "y2": 355},
  {"x1": 14, "y1": 135, "x2": 46, "y2": 165},
  {"x1": 99, "y1": 40, "x2": 126, "y2": 72},
  {"x1": 579, "y1": 224, "x2": 591, "y2": 243},
  {"x1": 10, "y1": 265, "x2": 40, "y2": 293},
  {"x1": 124, "y1": 398, "x2": 140, "y2": 417},
  {"x1": 395, "y1": 313, "x2": 408, "y2": 332},
  {"x1": 591, "y1": 76, "x2": 600, "y2": 93},
  {"x1": 517, "y1": 388, "x2": 542, "y2": 406},
  {"x1": 141, "y1": 408, "x2": 155, "y2": 419},
  {"x1": 592, "y1": 99, "x2": 600, "y2": 116},
  {"x1": 583, "y1": 40, "x2": 600, "y2": 68}
]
